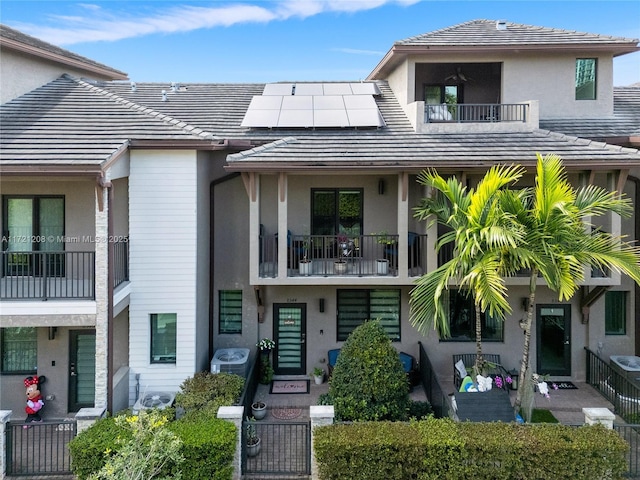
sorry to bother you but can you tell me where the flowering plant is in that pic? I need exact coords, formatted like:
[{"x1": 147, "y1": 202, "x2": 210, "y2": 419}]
[
  {"x1": 257, "y1": 338, "x2": 275, "y2": 351},
  {"x1": 495, "y1": 375, "x2": 513, "y2": 390}
]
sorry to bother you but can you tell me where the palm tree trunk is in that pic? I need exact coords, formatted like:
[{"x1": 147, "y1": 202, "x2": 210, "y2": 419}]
[
  {"x1": 514, "y1": 271, "x2": 538, "y2": 414},
  {"x1": 475, "y1": 301, "x2": 483, "y2": 374}
]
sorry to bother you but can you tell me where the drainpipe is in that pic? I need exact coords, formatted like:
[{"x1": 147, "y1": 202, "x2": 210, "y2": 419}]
[{"x1": 631, "y1": 175, "x2": 640, "y2": 356}]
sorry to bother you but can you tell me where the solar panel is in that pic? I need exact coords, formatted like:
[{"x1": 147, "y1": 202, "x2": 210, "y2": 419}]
[{"x1": 242, "y1": 82, "x2": 385, "y2": 128}]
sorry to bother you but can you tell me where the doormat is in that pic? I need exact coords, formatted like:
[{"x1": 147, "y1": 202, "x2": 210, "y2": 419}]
[
  {"x1": 271, "y1": 407, "x2": 302, "y2": 420},
  {"x1": 270, "y1": 380, "x2": 309, "y2": 394},
  {"x1": 552, "y1": 381, "x2": 577, "y2": 389}
]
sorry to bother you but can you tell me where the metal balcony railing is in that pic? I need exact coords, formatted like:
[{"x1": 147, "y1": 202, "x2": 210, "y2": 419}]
[
  {"x1": 425, "y1": 103, "x2": 528, "y2": 123},
  {"x1": 0, "y1": 251, "x2": 95, "y2": 300},
  {"x1": 113, "y1": 238, "x2": 129, "y2": 288},
  {"x1": 258, "y1": 233, "x2": 427, "y2": 278}
]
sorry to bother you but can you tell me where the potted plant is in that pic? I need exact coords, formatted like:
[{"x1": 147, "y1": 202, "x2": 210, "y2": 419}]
[
  {"x1": 245, "y1": 417, "x2": 261, "y2": 457},
  {"x1": 373, "y1": 231, "x2": 393, "y2": 274},
  {"x1": 257, "y1": 338, "x2": 275, "y2": 385},
  {"x1": 251, "y1": 400, "x2": 267, "y2": 420},
  {"x1": 334, "y1": 234, "x2": 350, "y2": 274},
  {"x1": 298, "y1": 237, "x2": 312, "y2": 276},
  {"x1": 311, "y1": 366, "x2": 325, "y2": 384}
]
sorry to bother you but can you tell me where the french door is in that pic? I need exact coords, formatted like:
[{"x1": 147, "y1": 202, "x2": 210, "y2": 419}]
[{"x1": 274, "y1": 304, "x2": 307, "y2": 375}]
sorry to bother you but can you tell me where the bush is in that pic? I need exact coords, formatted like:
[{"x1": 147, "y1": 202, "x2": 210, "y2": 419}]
[
  {"x1": 88, "y1": 410, "x2": 183, "y2": 480},
  {"x1": 68, "y1": 415, "x2": 130, "y2": 479},
  {"x1": 168, "y1": 411, "x2": 237, "y2": 480},
  {"x1": 314, "y1": 419, "x2": 629, "y2": 480},
  {"x1": 328, "y1": 320, "x2": 410, "y2": 421},
  {"x1": 175, "y1": 371, "x2": 244, "y2": 417}
]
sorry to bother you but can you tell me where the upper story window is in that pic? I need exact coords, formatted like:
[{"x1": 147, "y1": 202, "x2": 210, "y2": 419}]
[
  {"x1": 150, "y1": 313, "x2": 177, "y2": 364},
  {"x1": 311, "y1": 189, "x2": 363, "y2": 238},
  {"x1": 440, "y1": 290, "x2": 503, "y2": 342},
  {"x1": 1, "y1": 327, "x2": 37, "y2": 374},
  {"x1": 576, "y1": 58, "x2": 597, "y2": 100},
  {"x1": 219, "y1": 290, "x2": 242, "y2": 334}
]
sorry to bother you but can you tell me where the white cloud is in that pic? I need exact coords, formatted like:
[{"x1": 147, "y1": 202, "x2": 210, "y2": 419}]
[{"x1": 12, "y1": 0, "x2": 418, "y2": 45}]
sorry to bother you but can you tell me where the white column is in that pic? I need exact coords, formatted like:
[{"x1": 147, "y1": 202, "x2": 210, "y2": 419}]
[
  {"x1": 277, "y1": 173, "x2": 288, "y2": 279},
  {"x1": 0, "y1": 410, "x2": 11, "y2": 478},
  {"x1": 310, "y1": 405, "x2": 335, "y2": 479},
  {"x1": 218, "y1": 405, "x2": 244, "y2": 480},
  {"x1": 75, "y1": 407, "x2": 107, "y2": 434},
  {"x1": 94, "y1": 179, "x2": 110, "y2": 410}
]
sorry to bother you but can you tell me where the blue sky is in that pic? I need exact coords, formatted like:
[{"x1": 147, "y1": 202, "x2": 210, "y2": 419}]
[{"x1": 2, "y1": 0, "x2": 639, "y2": 85}]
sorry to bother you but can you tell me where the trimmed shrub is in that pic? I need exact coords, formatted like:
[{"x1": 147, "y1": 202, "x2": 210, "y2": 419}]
[
  {"x1": 68, "y1": 415, "x2": 130, "y2": 479},
  {"x1": 175, "y1": 371, "x2": 244, "y2": 418},
  {"x1": 315, "y1": 419, "x2": 629, "y2": 480},
  {"x1": 328, "y1": 320, "x2": 410, "y2": 421},
  {"x1": 168, "y1": 411, "x2": 237, "y2": 480}
]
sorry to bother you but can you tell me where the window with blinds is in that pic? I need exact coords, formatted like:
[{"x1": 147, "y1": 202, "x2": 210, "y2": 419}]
[
  {"x1": 219, "y1": 290, "x2": 243, "y2": 334},
  {"x1": 1, "y1": 327, "x2": 37, "y2": 373},
  {"x1": 337, "y1": 289, "x2": 400, "y2": 341},
  {"x1": 605, "y1": 291, "x2": 626, "y2": 335}
]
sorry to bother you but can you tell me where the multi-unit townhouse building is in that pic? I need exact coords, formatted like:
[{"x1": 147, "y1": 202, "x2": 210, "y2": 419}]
[{"x1": 1, "y1": 19, "x2": 639, "y2": 418}]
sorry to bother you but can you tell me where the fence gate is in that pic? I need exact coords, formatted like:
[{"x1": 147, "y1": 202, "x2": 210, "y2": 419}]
[
  {"x1": 7, "y1": 419, "x2": 76, "y2": 476},
  {"x1": 242, "y1": 420, "x2": 311, "y2": 479}
]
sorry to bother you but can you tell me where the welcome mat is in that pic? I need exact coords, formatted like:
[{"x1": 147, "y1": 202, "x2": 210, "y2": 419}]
[
  {"x1": 270, "y1": 379, "x2": 309, "y2": 394},
  {"x1": 553, "y1": 381, "x2": 578, "y2": 390},
  {"x1": 271, "y1": 407, "x2": 302, "y2": 420}
]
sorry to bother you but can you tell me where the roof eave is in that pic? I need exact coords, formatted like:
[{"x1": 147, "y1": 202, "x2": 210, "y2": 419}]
[
  {"x1": 1, "y1": 38, "x2": 128, "y2": 80},
  {"x1": 368, "y1": 43, "x2": 640, "y2": 80}
]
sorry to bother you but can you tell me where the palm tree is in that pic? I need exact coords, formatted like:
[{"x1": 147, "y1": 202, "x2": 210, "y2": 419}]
[
  {"x1": 410, "y1": 164, "x2": 524, "y2": 372},
  {"x1": 502, "y1": 153, "x2": 640, "y2": 416}
]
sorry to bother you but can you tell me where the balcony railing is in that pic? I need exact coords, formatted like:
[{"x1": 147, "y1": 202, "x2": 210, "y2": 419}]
[
  {"x1": 425, "y1": 103, "x2": 528, "y2": 123},
  {"x1": 0, "y1": 251, "x2": 95, "y2": 300},
  {"x1": 258, "y1": 233, "x2": 427, "y2": 278},
  {"x1": 113, "y1": 238, "x2": 129, "y2": 288}
]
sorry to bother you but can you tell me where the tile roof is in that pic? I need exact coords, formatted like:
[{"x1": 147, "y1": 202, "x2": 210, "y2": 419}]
[
  {"x1": 539, "y1": 87, "x2": 640, "y2": 139},
  {"x1": 396, "y1": 19, "x2": 640, "y2": 48},
  {"x1": 1, "y1": 75, "x2": 639, "y2": 173},
  {"x1": 0, "y1": 24, "x2": 127, "y2": 80},
  {"x1": 0, "y1": 76, "x2": 207, "y2": 168},
  {"x1": 225, "y1": 130, "x2": 640, "y2": 171}
]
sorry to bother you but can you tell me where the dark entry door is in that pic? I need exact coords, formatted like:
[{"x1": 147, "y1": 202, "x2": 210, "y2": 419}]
[
  {"x1": 274, "y1": 304, "x2": 306, "y2": 375},
  {"x1": 69, "y1": 330, "x2": 96, "y2": 412},
  {"x1": 536, "y1": 305, "x2": 571, "y2": 376}
]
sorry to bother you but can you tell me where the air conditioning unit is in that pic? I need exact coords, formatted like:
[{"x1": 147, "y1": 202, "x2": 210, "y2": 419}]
[
  {"x1": 211, "y1": 348, "x2": 250, "y2": 377},
  {"x1": 132, "y1": 391, "x2": 176, "y2": 414}
]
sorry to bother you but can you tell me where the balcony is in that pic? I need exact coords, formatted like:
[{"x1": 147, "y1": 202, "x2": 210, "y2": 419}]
[
  {"x1": 0, "y1": 251, "x2": 95, "y2": 300},
  {"x1": 425, "y1": 103, "x2": 528, "y2": 124},
  {"x1": 258, "y1": 233, "x2": 427, "y2": 279}
]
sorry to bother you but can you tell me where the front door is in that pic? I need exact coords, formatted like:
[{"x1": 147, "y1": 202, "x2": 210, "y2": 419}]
[
  {"x1": 274, "y1": 304, "x2": 306, "y2": 375},
  {"x1": 69, "y1": 330, "x2": 96, "y2": 412},
  {"x1": 536, "y1": 305, "x2": 571, "y2": 376}
]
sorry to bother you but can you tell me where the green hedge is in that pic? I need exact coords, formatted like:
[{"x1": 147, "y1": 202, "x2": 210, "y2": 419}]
[
  {"x1": 175, "y1": 371, "x2": 244, "y2": 418},
  {"x1": 314, "y1": 419, "x2": 629, "y2": 480},
  {"x1": 328, "y1": 320, "x2": 411, "y2": 421},
  {"x1": 68, "y1": 415, "x2": 130, "y2": 479},
  {"x1": 69, "y1": 411, "x2": 237, "y2": 479},
  {"x1": 168, "y1": 411, "x2": 236, "y2": 480}
]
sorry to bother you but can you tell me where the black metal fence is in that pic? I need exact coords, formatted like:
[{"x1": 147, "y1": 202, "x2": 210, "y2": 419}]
[
  {"x1": 614, "y1": 424, "x2": 640, "y2": 478},
  {"x1": 242, "y1": 420, "x2": 311, "y2": 478},
  {"x1": 418, "y1": 341, "x2": 450, "y2": 419},
  {"x1": 113, "y1": 238, "x2": 129, "y2": 288},
  {"x1": 585, "y1": 347, "x2": 640, "y2": 423},
  {"x1": 0, "y1": 251, "x2": 95, "y2": 300},
  {"x1": 6, "y1": 420, "x2": 76, "y2": 476}
]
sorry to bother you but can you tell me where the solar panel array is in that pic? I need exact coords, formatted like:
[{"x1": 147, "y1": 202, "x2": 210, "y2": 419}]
[{"x1": 241, "y1": 82, "x2": 386, "y2": 128}]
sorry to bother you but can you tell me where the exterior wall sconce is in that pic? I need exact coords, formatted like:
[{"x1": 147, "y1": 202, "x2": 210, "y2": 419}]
[
  {"x1": 319, "y1": 298, "x2": 325, "y2": 313},
  {"x1": 378, "y1": 179, "x2": 385, "y2": 195},
  {"x1": 48, "y1": 326, "x2": 57, "y2": 340}
]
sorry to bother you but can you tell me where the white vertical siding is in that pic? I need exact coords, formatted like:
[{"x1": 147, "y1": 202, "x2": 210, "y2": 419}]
[{"x1": 128, "y1": 150, "x2": 198, "y2": 403}]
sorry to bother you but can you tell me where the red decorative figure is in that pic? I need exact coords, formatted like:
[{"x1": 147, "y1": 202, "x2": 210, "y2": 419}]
[{"x1": 24, "y1": 375, "x2": 46, "y2": 428}]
